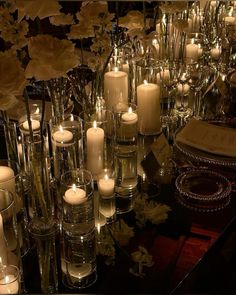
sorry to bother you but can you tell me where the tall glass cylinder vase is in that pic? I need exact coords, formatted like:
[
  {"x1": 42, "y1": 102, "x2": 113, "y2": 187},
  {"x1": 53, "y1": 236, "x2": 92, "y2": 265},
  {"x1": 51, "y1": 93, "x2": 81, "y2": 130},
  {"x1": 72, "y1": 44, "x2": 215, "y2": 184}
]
[
  {"x1": 27, "y1": 135, "x2": 58, "y2": 294},
  {"x1": 60, "y1": 169, "x2": 97, "y2": 289},
  {"x1": 0, "y1": 189, "x2": 23, "y2": 291},
  {"x1": 0, "y1": 160, "x2": 29, "y2": 257}
]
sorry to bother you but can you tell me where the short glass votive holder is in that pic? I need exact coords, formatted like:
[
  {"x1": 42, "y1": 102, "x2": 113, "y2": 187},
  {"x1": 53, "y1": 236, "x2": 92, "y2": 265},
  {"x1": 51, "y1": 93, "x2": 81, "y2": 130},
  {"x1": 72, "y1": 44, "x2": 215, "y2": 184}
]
[
  {"x1": 80, "y1": 109, "x2": 115, "y2": 179},
  {"x1": 60, "y1": 169, "x2": 97, "y2": 289},
  {"x1": 0, "y1": 265, "x2": 20, "y2": 294},
  {"x1": 97, "y1": 169, "x2": 116, "y2": 224},
  {"x1": 0, "y1": 160, "x2": 29, "y2": 257}
]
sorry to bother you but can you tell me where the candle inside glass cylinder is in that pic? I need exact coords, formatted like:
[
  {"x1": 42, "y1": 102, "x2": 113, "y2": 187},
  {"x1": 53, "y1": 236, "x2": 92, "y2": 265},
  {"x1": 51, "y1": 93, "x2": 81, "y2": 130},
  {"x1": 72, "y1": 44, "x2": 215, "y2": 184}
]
[
  {"x1": 121, "y1": 107, "x2": 138, "y2": 125},
  {"x1": 52, "y1": 125, "x2": 73, "y2": 146},
  {"x1": 0, "y1": 166, "x2": 15, "y2": 196},
  {"x1": 86, "y1": 121, "x2": 104, "y2": 176},
  {"x1": 186, "y1": 40, "x2": 199, "y2": 61},
  {"x1": 0, "y1": 274, "x2": 19, "y2": 294},
  {"x1": 64, "y1": 184, "x2": 87, "y2": 205},
  {"x1": 22, "y1": 119, "x2": 40, "y2": 131},
  {"x1": 98, "y1": 174, "x2": 115, "y2": 197}
]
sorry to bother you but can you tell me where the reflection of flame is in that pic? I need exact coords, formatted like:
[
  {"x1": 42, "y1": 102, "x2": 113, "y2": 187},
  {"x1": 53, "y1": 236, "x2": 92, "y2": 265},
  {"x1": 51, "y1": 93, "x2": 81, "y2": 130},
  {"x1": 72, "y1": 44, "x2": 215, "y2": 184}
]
[
  {"x1": 97, "y1": 223, "x2": 101, "y2": 234},
  {"x1": 5, "y1": 276, "x2": 10, "y2": 283},
  {"x1": 93, "y1": 121, "x2": 97, "y2": 129},
  {"x1": 152, "y1": 39, "x2": 158, "y2": 45},
  {"x1": 144, "y1": 80, "x2": 148, "y2": 85}
]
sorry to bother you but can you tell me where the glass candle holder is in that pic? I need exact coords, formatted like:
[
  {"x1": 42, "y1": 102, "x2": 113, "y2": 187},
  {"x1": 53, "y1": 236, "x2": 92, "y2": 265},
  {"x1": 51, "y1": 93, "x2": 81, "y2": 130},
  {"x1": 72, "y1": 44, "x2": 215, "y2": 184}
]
[
  {"x1": 60, "y1": 169, "x2": 97, "y2": 289},
  {"x1": 135, "y1": 59, "x2": 161, "y2": 135},
  {"x1": 0, "y1": 189, "x2": 23, "y2": 289},
  {"x1": 0, "y1": 265, "x2": 20, "y2": 294},
  {"x1": 97, "y1": 169, "x2": 116, "y2": 224},
  {"x1": 80, "y1": 109, "x2": 115, "y2": 179},
  {"x1": 185, "y1": 33, "x2": 205, "y2": 62},
  {"x1": 0, "y1": 160, "x2": 29, "y2": 257}
]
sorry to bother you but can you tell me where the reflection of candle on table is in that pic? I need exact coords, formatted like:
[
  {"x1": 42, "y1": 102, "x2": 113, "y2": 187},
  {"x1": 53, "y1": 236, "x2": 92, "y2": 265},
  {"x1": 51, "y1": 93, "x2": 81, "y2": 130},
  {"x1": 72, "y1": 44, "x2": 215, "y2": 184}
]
[
  {"x1": 137, "y1": 80, "x2": 161, "y2": 135},
  {"x1": 0, "y1": 215, "x2": 8, "y2": 265},
  {"x1": 104, "y1": 67, "x2": 128, "y2": 109},
  {"x1": 64, "y1": 184, "x2": 87, "y2": 205},
  {"x1": 98, "y1": 174, "x2": 115, "y2": 197},
  {"x1": 22, "y1": 119, "x2": 40, "y2": 131},
  {"x1": 52, "y1": 125, "x2": 73, "y2": 146},
  {"x1": 86, "y1": 121, "x2": 104, "y2": 175},
  {"x1": 0, "y1": 166, "x2": 15, "y2": 196},
  {"x1": 0, "y1": 274, "x2": 19, "y2": 294},
  {"x1": 121, "y1": 107, "x2": 138, "y2": 125},
  {"x1": 186, "y1": 39, "x2": 199, "y2": 61}
]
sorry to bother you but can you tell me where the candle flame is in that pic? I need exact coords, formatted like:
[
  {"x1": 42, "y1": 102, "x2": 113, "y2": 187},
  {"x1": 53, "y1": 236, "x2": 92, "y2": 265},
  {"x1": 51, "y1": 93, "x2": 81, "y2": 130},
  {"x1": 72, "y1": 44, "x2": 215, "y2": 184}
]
[
  {"x1": 59, "y1": 125, "x2": 63, "y2": 133},
  {"x1": 5, "y1": 276, "x2": 10, "y2": 283},
  {"x1": 72, "y1": 184, "x2": 77, "y2": 192},
  {"x1": 128, "y1": 107, "x2": 133, "y2": 114},
  {"x1": 35, "y1": 107, "x2": 40, "y2": 114},
  {"x1": 191, "y1": 38, "x2": 194, "y2": 44},
  {"x1": 198, "y1": 44, "x2": 201, "y2": 49},
  {"x1": 70, "y1": 114, "x2": 74, "y2": 121},
  {"x1": 144, "y1": 80, "x2": 148, "y2": 85},
  {"x1": 114, "y1": 67, "x2": 118, "y2": 72},
  {"x1": 93, "y1": 121, "x2": 97, "y2": 129},
  {"x1": 152, "y1": 38, "x2": 158, "y2": 45},
  {"x1": 104, "y1": 174, "x2": 109, "y2": 181},
  {"x1": 97, "y1": 223, "x2": 101, "y2": 234}
]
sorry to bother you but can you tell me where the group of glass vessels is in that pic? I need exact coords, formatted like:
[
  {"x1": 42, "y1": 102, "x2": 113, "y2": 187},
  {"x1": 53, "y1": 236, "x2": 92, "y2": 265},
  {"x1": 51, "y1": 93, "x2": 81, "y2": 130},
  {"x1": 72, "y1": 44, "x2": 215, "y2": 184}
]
[{"x1": 1, "y1": 0, "x2": 236, "y2": 293}]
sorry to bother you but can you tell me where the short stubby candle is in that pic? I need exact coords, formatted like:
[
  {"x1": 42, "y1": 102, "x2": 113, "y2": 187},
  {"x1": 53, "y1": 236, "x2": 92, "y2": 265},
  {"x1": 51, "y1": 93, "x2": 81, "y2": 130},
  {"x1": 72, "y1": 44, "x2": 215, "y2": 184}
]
[
  {"x1": 0, "y1": 274, "x2": 19, "y2": 294},
  {"x1": 22, "y1": 119, "x2": 40, "y2": 131},
  {"x1": 52, "y1": 125, "x2": 73, "y2": 147},
  {"x1": 0, "y1": 166, "x2": 16, "y2": 196},
  {"x1": 98, "y1": 174, "x2": 115, "y2": 197},
  {"x1": 104, "y1": 68, "x2": 128, "y2": 109},
  {"x1": 63, "y1": 184, "x2": 87, "y2": 205},
  {"x1": 86, "y1": 121, "x2": 104, "y2": 176},
  {"x1": 137, "y1": 80, "x2": 161, "y2": 135},
  {"x1": 121, "y1": 107, "x2": 138, "y2": 125}
]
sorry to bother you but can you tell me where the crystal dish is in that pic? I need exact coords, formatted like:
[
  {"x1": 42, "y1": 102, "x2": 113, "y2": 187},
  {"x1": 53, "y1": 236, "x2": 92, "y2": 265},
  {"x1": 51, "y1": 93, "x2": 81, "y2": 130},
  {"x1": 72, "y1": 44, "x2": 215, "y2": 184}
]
[{"x1": 175, "y1": 169, "x2": 231, "y2": 212}]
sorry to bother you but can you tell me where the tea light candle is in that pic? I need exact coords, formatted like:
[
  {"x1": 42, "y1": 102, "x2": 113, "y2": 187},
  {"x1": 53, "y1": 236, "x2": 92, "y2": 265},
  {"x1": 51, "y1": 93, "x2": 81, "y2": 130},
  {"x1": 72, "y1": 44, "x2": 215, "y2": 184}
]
[
  {"x1": 0, "y1": 274, "x2": 19, "y2": 294},
  {"x1": 86, "y1": 121, "x2": 104, "y2": 175},
  {"x1": 121, "y1": 107, "x2": 138, "y2": 125},
  {"x1": 0, "y1": 214, "x2": 8, "y2": 265},
  {"x1": 104, "y1": 67, "x2": 128, "y2": 109},
  {"x1": 98, "y1": 174, "x2": 115, "y2": 197},
  {"x1": 68, "y1": 263, "x2": 92, "y2": 279},
  {"x1": 137, "y1": 80, "x2": 161, "y2": 135},
  {"x1": 52, "y1": 125, "x2": 73, "y2": 146},
  {"x1": 22, "y1": 119, "x2": 40, "y2": 131},
  {"x1": 0, "y1": 166, "x2": 15, "y2": 196},
  {"x1": 186, "y1": 40, "x2": 199, "y2": 61},
  {"x1": 64, "y1": 184, "x2": 87, "y2": 205},
  {"x1": 211, "y1": 46, "x2": 221, "y2": 59}
]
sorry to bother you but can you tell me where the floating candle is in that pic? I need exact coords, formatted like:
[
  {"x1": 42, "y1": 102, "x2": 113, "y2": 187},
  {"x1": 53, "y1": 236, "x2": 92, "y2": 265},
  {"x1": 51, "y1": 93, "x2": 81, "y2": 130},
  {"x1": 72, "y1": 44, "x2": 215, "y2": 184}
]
[
  {"x1": 52, "y1": 125, "x2": 73, "y2": 146},
  {"x1": 22, "y1": 119, "x2": 40, "y2": 131},
  {"x1": 64, "y1": 184, "x2": 87, "y2": 205},
  {"x1": 0, "y1": 166, "x2": 15, "y2": 196},
  {"x1": 98, "y1": 174, "x2": 115, "y2": 197},
  {"x1": 121, "y1": 107, "x2": 138, "y2": 125}
]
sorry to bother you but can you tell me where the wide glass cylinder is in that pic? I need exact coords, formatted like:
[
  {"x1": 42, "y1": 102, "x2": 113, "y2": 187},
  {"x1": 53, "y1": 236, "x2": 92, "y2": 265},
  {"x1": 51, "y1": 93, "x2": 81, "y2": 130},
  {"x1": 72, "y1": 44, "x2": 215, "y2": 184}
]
[{"x1": 0, "y1": 265, "x2": 20, "y2": 294}]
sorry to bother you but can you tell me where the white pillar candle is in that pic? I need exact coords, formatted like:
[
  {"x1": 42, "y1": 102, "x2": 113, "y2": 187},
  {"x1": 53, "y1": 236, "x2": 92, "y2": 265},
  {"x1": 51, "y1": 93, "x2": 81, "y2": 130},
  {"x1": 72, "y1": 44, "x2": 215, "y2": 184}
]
[
  {"x1": 137, "y1": 81, "x2": 161, "y2": 135},
  {"x1": 64, "y1": 184, "x2": 87, "y2": 205},
  {"x1": 52, "y1": 126, "x2": 73, "y2": 147},
  {"x1": 121, "y1": 107, "x2": 138, "y2": 125},
  {"x1": 0, "y1": 166, "x2": 15, "y2": 196},
  {"x1": 86, "y1": 121, "x2": 104, "y2": 175},
  {"x1": 0, "y1": 275, "x2": 19, "y2": 294},
  {"x1": 98, "y1": 174, "x2": 115, "y2": 197},
  {"x1": 0, "y1": 214, "x2": 8, "y2": 265},
  {"x1": 211, "y1": 47, "x2": 221, "y2": 59},
  {"x1": 104, "y1": 68, "x2": 128, "y2": 109},
  {"x1": 186, "y1": 41, "x2": 199, "y2": 61},
  {"x1": 22, "y1": 119, "x2": 40, "y2": 131}
]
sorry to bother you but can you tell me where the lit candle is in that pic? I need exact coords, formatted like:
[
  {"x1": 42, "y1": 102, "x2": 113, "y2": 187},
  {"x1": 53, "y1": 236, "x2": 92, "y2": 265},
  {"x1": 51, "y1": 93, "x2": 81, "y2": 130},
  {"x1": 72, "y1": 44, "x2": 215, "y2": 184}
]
[
  {"x1": 186, "y1": 39, "x2": 199, "y2": 61},
  {"x1": 211, "y1": 46, "x2": 221, "y2": 59},
  {"x1": 0, "y1": 274, "x2": 19, "y2": 294},
  {"x1": 121, "y1": 107, "x2": 138, "y2": 125},
  {"x1": 52, "y1": 125, "x2": 73, "y2": 147},
  {"x1": 86, "y1": 121, "x2": 104, "y2": 176},
  {"x1": 22, "y1": 119, "x2": 40, "y2": 132},
  {"x1": 104, "y1": 67, "x2": 128, "y2": 109},
  {"x1": 64, "y1": 184, "x2": 87, "y2": 205},
  {"x1": 98, "y1": 174, "x2": 115, "y2": 197},
  {"x1": 0, "y1": 166, "x2": 15, "y2": 196},
  {"x1": 137, "y1": 80, "x2": 161, "y2": 135},
  {"x1": 0, "y1": 215, "x2": 7, "y2": 265}
]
